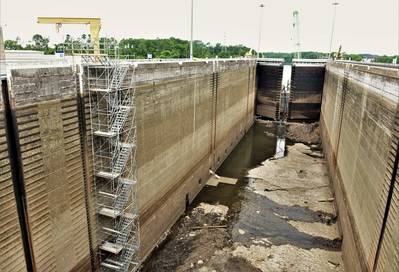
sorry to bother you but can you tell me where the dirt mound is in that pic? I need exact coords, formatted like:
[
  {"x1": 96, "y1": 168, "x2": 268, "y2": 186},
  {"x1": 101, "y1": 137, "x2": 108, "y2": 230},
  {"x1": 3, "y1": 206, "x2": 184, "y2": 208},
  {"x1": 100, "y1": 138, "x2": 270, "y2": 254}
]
[{"x1": 285, "y1": 122, "x2": 320, "y2": 144}]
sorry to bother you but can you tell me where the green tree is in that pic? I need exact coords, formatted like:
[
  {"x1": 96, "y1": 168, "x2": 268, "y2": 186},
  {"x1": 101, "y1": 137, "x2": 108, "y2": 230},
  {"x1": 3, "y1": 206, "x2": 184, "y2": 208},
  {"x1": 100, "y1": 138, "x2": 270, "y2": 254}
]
[
  {"x1": 374, "y1": 55, "x2": 396, "y2": 63},
  {"x1": 25, "y1": 34, "x2": 54, "y2": 54},
  {"x1": 31, "y1": 34, "x2": 49, "y2": 50},
  {"x1": 4, "y1": 39, "x2": 23, "y2": 50},
  {"x1": 343, "y1": 53, "x2": 363, "y2": 61},
  {"x1": 10, "y1": 32, "x2": 397, "y2": 63}
]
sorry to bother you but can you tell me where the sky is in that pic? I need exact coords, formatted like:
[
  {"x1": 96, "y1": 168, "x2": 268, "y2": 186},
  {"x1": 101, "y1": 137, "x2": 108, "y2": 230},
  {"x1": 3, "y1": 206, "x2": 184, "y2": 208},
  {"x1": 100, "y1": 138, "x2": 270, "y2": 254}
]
[{"x1": 0, "y1": 0, "x2": 398, "y2": 55}]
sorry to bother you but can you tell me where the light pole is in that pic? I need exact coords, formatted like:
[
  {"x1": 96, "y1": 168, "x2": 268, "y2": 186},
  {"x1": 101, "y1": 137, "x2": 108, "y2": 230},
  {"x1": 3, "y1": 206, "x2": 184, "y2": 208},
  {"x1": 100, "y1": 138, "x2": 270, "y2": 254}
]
[
  {"x1": 328, "y1": 2, "x2": 339, "y2": 59},
  {"x1": 257, "y1": 3, "x2": 265, "y2": 59},
  {"x1": 190, "y1": 0, "x2": 194, "y2": 59}
]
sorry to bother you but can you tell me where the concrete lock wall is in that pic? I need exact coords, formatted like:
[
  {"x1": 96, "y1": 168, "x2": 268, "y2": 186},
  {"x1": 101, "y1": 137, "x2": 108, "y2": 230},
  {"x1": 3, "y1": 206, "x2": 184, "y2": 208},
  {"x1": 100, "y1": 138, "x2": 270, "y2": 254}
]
[
  {"x1": 320, "y1": 61, "x2": 399, "y2": 271},
  {"x1": 4, "y1": 67, "x2": 92, "y2": 271},
  {"x1": 0, "y1": 59, "x2": 256, "y2": 271},
  {"x1": 0, "y1": 58, "x2": 330, "y2": 271},
  {"x1": 100, "y1": 60, "x2": 257, "y2": 259},
  {"x1": 0, "y1": 79, "x2": 27, "y2": 271}
]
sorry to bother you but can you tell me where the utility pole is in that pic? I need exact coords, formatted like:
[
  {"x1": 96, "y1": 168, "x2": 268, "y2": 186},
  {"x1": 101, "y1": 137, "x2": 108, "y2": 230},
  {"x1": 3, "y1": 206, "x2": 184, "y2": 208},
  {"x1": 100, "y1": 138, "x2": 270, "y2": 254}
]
[
  {"x1": 190, "y1": 0, "x2": 194, "y2": 59},
  {"x1": 328, "y1": 2, "x2": 339, "y2": 59},
  {"x1": 0, "y1": 26, "x2": 5, "y2": 60},
  {"x1": 292, "y1": 10, "x2": 301, "y2": 59},
  {"x1": 257, "y1": 3, "x2": 265, "y2": 59}
]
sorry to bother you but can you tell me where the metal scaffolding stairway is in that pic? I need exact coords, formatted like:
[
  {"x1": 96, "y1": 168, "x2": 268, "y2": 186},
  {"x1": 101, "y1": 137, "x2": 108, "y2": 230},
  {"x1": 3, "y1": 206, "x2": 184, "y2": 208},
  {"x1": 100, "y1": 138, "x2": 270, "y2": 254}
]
[
  {"x1": 94, "y1": 104, "x2": 132, "y2": 138},
  {"x1": 110, "y1": 66, "x2": 129, "y2": 90},
  {"x1": 85, "y1": 55, "x2": 140, "y2": 272}
]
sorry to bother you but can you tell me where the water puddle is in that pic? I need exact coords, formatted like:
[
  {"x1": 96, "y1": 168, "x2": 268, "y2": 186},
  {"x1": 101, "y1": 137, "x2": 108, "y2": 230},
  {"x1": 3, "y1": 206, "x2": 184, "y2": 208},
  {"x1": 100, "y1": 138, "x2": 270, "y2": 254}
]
[
  {"x1": 217, "y1": 123, "x2": 278, "y2": 178},
  {"x1": 192, "y1": 122, "x2": 278, "y2": 209}
]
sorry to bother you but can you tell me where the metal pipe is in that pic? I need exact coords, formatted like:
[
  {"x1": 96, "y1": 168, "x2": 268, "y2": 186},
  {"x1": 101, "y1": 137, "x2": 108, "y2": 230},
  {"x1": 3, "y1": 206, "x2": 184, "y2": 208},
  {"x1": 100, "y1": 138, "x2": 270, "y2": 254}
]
[
  {"x1": 190, "y1": 0, "x2": 194, "y2": 60},
  {"x1": 257, "y1": 4, "x2": 265, "y2": 59}
]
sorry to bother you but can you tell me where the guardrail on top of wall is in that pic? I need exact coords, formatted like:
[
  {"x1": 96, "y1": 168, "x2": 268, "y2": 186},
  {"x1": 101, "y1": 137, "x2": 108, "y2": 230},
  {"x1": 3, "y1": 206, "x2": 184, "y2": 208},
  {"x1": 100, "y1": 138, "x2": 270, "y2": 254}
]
[
  {"x1": 257, "y1": 58, "x2": 285, "y2": 64},
  {"x1": 292, "y1": 59, "x2": 328, "y2": 66},
  {"x1": 335, "y1": 60, "x2": 399, "y2": 69}
]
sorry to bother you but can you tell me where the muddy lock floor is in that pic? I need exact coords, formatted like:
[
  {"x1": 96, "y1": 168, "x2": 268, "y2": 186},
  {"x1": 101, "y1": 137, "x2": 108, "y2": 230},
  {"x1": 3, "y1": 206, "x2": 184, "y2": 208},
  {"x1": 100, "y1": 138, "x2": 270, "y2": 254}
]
[{"x1": 142, "y1": 122, "x2": 344, "y2": 272}]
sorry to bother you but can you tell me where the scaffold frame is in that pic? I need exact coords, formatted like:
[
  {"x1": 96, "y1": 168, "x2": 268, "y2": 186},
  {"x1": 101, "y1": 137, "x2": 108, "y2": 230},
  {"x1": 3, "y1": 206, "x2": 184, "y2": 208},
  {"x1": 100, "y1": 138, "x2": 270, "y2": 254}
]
[{"x1": 83, "y1": 54, "x2": 140, "y2": 272}]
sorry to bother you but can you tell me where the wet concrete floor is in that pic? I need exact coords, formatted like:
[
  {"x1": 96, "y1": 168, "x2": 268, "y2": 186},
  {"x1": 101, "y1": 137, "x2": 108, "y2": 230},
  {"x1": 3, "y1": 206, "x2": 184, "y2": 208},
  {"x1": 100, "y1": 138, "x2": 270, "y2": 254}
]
[{"x1": 142, "y1": 121, "x2": 343, "y2": 272}]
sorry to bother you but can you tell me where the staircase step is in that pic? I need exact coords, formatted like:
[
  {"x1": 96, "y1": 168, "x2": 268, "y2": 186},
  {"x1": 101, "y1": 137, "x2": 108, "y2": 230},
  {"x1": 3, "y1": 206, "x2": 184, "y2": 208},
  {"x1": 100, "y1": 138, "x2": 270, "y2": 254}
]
[
  {"x1": 120, "y1": 143, "x2": 134, "y2": 149},
  {"x1": 88, "y1": 88, "x2": 112, "y2": 93},
  {"x1": 98, "y1": 207, "x2": 121, "y2": 218},
  {"x1": 94, "y1": 130, "x2": 117, "y2": 138},
  {"x1": 98, "y1": 191, "x2": 117, "y2": 198},
  {"x1": 121, "y1": 178, "x2": 136, "y2": 186},
  {"x1": 100, "y1": 242, "x2": 123, "y2": 254},
  {"x1": 96, "y1": 171, "x2": 120, "y2": 179},
  {"x1": 107, "y1": 259, "x2": 125, "y2": 267},
  {"x1": 119, "y1": 105, "x2": 132, "y2": 110},
  {"x1": 102, "y1": 227, "x2": 121, "y2": 235},
  {"x1": 101, "y1": 262, "x2": 122, "y2": 270}
]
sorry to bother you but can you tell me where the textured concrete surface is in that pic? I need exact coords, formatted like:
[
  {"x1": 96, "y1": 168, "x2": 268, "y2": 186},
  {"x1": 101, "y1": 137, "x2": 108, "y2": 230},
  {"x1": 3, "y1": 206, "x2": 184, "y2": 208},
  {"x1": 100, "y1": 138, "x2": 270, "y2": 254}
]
[
  {"x1": 374, "y1": 104, "x2": 399, "y2": 272},
  {"x1": 321, "y1": 61, "x2": 399, "y2": 271},
  {"x1": 0, "y1": 79, "x2": 27, "y2": 271},
  {"x1": 131, "y1": 60, "x2": 256, "y2": 259},
  {"x1": 7, "y1": 67, "x2": 91, "y2": 271},
  {"x1": 376, "y1": 169, "x2": 399, "y2": 272}
]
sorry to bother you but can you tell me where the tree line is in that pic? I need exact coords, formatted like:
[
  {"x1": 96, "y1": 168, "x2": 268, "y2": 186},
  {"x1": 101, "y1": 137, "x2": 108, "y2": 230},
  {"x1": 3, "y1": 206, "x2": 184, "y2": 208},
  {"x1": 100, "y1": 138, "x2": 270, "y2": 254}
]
[
  {"x1": 4, "y1": 34, "x2": 251, "y2": 59},
  {"x1": 3, "y1": 34, "x2": 398, "y2": 63}
]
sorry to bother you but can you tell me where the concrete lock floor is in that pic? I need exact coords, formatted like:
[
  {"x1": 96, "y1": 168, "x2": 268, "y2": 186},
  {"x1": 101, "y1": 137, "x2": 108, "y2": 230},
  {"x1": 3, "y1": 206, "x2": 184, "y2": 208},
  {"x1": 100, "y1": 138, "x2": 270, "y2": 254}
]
[{"x1": 142, "y1": 121, "x2": 344, "y2": 272}]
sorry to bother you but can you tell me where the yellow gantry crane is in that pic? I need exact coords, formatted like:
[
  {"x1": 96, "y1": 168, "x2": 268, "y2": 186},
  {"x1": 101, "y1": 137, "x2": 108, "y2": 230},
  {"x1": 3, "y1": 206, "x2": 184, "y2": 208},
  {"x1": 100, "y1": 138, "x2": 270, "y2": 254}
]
[{"x1": 37, "y1": 17, "x2": 101, "y2": 54}]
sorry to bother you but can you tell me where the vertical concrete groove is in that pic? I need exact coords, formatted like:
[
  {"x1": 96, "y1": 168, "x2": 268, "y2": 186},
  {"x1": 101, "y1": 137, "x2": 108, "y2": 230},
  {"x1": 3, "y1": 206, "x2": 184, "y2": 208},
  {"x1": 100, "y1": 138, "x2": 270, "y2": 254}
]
[
  {"x1": 245, "y1": 67, "x2": 251, "y2": 129},
  {"x1": 210, "y1": 72, "x2": 219, "y2": 163},
  {"x1": 334, "y1": 69, "x2": 349, "y2": 158},
  {"x1": 76, "y1": 84, "x2": 96, "y2": 271},
  {"x1": 1, "y1": 79, "x2": 35, "y2": 272},
  {"x1": 373, "y1": 105, "x2": 399, "y2": 271}
]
